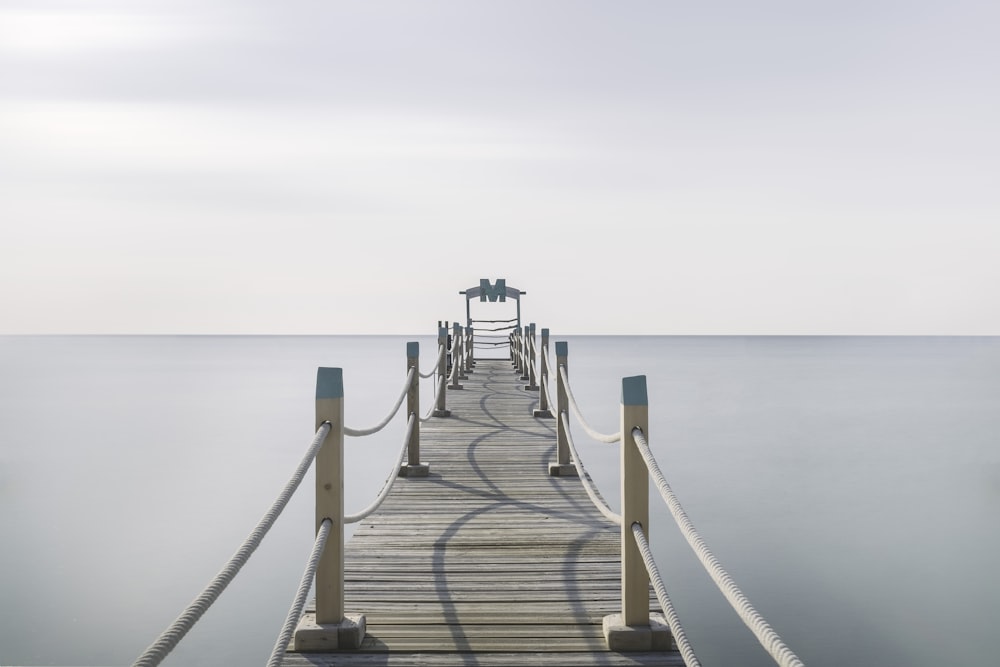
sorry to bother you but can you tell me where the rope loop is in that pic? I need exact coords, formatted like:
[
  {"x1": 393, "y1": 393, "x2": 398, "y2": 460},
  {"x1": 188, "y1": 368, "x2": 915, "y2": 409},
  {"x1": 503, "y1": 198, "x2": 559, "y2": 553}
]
[
  {"x1": 344, "y1": 367, "x2": 415, "y2": 437},
  {"x1": 419, "y1": 345, "x2": 445, "y2": 378},
  {"x1": 561, "y1": 412, "x2": 621, "y2": 525},
  {"x1": 344, "y1": 413, "x2": 415, "y2": 523},
  {"x1": 559, "y1": 365, "x2": 620, "y2": 443}
]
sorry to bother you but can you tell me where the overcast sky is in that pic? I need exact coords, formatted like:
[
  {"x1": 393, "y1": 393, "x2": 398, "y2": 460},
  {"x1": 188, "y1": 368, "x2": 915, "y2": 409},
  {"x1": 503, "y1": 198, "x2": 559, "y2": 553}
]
[{"x1": 1, "y1": 1, "x2": 997, "y2": 334}]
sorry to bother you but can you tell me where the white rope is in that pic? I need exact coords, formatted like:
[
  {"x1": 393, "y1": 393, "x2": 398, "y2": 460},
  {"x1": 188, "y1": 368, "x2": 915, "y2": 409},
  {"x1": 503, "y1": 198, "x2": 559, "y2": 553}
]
[
  {"x1": 419, "y1": 345, "x2": 445, "y2": 378},
  {"x1": 559, "y1": 365, "x2": 620, "y2": 443},
  {"x1": 131, "y1": 422, "x2": 332, "y2": 667},
  {"x1": 344, "y1": 367, "x2": 415, "y2": 437},
  {"x1": 633, "y1": 428, "x2": 805, "y2": 667},
  {"x1": 632, "y1": 522, "x2": 701, "y2": 667},
  {"x1": 345, "y1": 413, "x2": 415, "y2": 523},
  {"x1": 420, "y1": 373, "x2": 440, "y2": 422},
  {"x1": 541, "y1": 347, "x2": 556, "y2": 408},
  {"x1": 541, "y1": 372, "x2": 555, "y2": 412},
  {"x1": 447, "y1": 351, "x2": 460, "y2": 383},
  {"x1": 266, "y1": 518, "x2": 332, "y2": 667},
  {"x1": 560, "y1": 412, "x2": 621, "y2": 525}
]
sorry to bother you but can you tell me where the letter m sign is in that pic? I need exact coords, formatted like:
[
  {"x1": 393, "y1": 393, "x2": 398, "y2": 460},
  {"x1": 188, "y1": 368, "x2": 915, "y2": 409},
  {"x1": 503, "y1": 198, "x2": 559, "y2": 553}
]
[{"x1": 480, "y1": 278, "x2": 506, "y2": 302}]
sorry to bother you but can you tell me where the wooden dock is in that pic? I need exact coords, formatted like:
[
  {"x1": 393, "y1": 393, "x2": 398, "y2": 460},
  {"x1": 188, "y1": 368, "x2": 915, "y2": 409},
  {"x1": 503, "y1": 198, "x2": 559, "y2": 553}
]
[{"x1": 281, "y1": 358, "x2": 683, "y2": 666}]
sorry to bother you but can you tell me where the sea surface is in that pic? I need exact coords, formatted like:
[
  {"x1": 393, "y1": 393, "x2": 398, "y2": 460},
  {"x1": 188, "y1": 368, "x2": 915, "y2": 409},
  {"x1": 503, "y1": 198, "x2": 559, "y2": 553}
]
[{"x1": 1, "y1": 335, "x2": 998, "y2": 667}]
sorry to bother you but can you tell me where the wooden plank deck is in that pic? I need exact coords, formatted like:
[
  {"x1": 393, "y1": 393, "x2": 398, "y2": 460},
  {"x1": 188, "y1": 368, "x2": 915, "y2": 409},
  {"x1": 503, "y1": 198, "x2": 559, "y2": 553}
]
[{"x1": 282, "y1": 358, "x2": 683, "y2": 666}]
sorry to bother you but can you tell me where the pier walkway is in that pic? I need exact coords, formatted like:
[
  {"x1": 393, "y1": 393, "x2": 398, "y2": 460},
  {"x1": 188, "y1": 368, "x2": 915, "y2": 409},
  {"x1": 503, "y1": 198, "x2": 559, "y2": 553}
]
[
  {"x1": 131, "y1": 282, "x2": 805, "y2": 667},
  {"x1": 282, "y1": 358, "x2": 682, "y2": 666}
]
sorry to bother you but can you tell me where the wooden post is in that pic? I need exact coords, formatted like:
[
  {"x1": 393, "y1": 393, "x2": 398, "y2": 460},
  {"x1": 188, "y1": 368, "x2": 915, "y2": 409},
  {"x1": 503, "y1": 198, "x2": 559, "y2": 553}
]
[
  {"x1": 603, "y1": 375, "x2": 669, "y2": 651},
  {"x1": 549, "y1": 342, "x2": 576, "y2": 477},
  {"x1": 511, "y1": 328, "x2": 520, "y2": 370},
  {"x1": 401, "y1": 342, "x2": 429, "y2": 477},
  {"x1": 467, "y1": 326, "x2": 475, "y2": 369},
  {"x1": 293, "y1": 367, "x2": 366, "y2": 650},
  {"x1": 524, "y1": 323, "x2": 538, "y2": 391},
  {"x1": 315, "y1": 368, "x2": 344, "y2": 625},
  {"x1": 449, "y1": 323, "x2": 464, "y2": 390},
  {"x1": 620, "y1": 375, "x2": 649, "y2": 627},
  {"x1": 533, "y1": 328, "x2": 552, "y2": 418},
  {"x1": 433, "y1": 326, "x2": 450, "y2": 417},
  {"x1": 454, "y1": 323, "x2": 467, "y2": 380},
  {"x1": 521, "y1": 325, "x2": 530, "y2": 380},
  {"x1": 464, "y1": 326, "x2": 474, "y2": 373}
]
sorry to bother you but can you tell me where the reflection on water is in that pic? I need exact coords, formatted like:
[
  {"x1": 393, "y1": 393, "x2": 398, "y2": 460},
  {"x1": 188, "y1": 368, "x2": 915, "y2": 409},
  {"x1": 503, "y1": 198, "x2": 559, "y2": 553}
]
[{"x1": 1, "y1": 335, "x2": 997, "y2": 666}]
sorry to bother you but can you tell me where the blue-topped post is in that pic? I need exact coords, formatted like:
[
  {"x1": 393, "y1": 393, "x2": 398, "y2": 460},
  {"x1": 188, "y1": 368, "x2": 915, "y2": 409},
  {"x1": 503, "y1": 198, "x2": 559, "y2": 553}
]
[
  {"x1": 433, "y1": 327, "x2": 451, "y2": 417},
  {"x1": 549, "y1": 342, "x2": 577, "y2": 476},
  {"x1": 603, "y1": 375, "x2": 669, "y2": 651},
  {"x1": 533, "y1": 328, "x2": 552, "y2": 418},
  {"x1": 294, "y1": 368, "x2": 366, "y2": 650},
  {"x1": 524, "y1": 323, "x2": 539, "y2": 391},
  {"x1": 401, "y1": 342, "x2": 429, "y2": 477}
]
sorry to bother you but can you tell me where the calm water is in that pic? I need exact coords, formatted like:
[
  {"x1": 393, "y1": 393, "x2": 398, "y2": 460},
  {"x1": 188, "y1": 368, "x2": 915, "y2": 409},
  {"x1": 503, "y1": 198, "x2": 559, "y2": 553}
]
[{"x1": 1, "y1": 335, "x2": 998, "y2": 667}]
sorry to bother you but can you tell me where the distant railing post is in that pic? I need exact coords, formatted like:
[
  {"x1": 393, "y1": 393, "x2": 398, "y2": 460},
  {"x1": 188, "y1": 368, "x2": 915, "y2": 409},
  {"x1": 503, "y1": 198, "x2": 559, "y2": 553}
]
[
  {"x1": 603, "y1": 375, "x2": 668, "y2": 651},
  {"x1": 524, "y1": 323, "x2": 538, "y2": 391},
  {"x1": 294, "y1": 368, "x2": 366, "y2": 650},
  {"x1": 533, "y1": 328, "x2": 552, "y2": 418},
  {"x1": 511, "y1": 328, "x2": 520, "y2": 371},
  {"x1": 449, "y1": 323, "x2": 464, "y2": 390},
  {"x1": 549, "y1": 342, "x2": 576, "y2": 476},
  {"x1": 454, "y1": 323, "x2": 467, "y2": 380},
  {"x1": 433, "y1": 326, "x2": 451, "y2": 417},
  {"x1": 401, "y1": 343, "x2": 429, "y2": 477},
  {"x1": 464, "y1": 326, "x2": 474, "y2": 373},
  {"x1": 521, "y1": 325, "x2": 530, "y2": 380}
]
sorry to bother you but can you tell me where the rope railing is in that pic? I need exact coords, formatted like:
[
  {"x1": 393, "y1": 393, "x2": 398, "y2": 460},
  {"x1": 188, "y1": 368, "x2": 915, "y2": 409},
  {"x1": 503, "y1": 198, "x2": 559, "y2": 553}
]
[
  {"x1": 345, "y1": 414, "x2": 415, "y2": 523},
  {"x1": 134, "y1": 332, "x2": 453, "y2": 663},
  {"x1": 558, "y1": 364, "x2": 620, "y2": 443},
  {"x1": 559, "y1": 411, "x2": 621, "y2": 525},
  {"x1": 474, "y1": 324, "x2": 519, "y2": 333},
  {"x1": 545, "y1": 344, "x2": 803, "y2": 664},
  {"x1": 632, "y1": 522, "x2": 700, "y2": 667},
  {"x1": 131, "y1": 422, "x2": 332, "y2": 667},
  {"x1": 419, "y1": 345, "x2": 445, "y2": 378},
  {"x1": 344, "y1": 366, "x2": 415, "y2": 437},
  {"x1": 266, "y1": 518, "x2": 333, "y2": 667},
  {"x1": 632, "y1": 427, "x2": 805, "y2": 667},
  {"x1": 421, "y1": 373, "x2": 441, "y2": 422},
  {"x1": 540, "y1": 347, "x2": 556, "y2": 410}
]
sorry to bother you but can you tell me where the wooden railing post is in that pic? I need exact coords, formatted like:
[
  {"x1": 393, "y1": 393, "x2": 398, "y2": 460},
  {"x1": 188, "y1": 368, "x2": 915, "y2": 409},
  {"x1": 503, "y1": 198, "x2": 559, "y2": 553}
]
[
  {"x1": 549, "y1": 342, "x2": 576, "y2": 476},
  {"x1": 520, "y1": 326, "x2": 530, "y2": 380},
  {"x1": 294, "y1": 367, "x2": 365, "y2": 650},
  {"x1": 603, "y1": 374, "x2": 668, "y2": 651},
  {"x1": 464, "y1": 326, "x2": 474, "y2": 373},
  {"x1": 533, "y1": 328, "x2": 552, "y2": 418},
  {"x1": 449, "y1": 323, "x2": 464, "y2": 390},
  {"x1": 454, "y1": 323, "x2": 467, "y2": 380},
  {"x1": 511, "y1": 328, "x2": 520, "y2": 370},
  {"x1": 524, "y1": 323, "x2": 538, "y2": 391},
  {"x1": 401, "y1": 342, "x2": 429, "y2": 477},
  {"x1": 433, "y1": 326, "x2": 451, "y2": 417}
]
